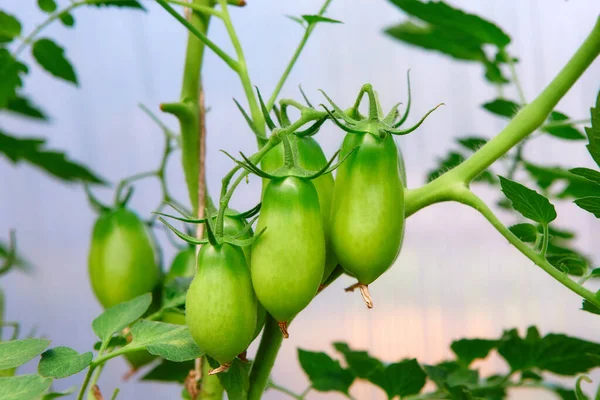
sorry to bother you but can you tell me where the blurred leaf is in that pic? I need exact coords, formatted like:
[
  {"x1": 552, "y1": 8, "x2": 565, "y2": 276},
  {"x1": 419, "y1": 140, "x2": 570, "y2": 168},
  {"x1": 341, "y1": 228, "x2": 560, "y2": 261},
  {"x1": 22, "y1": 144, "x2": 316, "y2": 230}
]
[
  {"x1": 298, "y1": 349, "x2": 355, "y2": 395},
  {"x1": 4, "y1": 95, "x2": 47, "y2": 120},
  {"x1": 127, "y1": 320, "x2": 202, "y2": 362},
  {"x1": 388, "y1": 0, "x2": 510, "y2": 46},
  {"x1": 585, "y1": 91, "x2": 600, "y2": 167},
  {"x1": 508, "y1": 223, "x2": 538, "y2": 243},
  {"x1": 0, "y1": 49, "x2": 28, "y2": 108},
  {"x1": 0, "y1": 374, "x2": 52, "y2": 400},
  {"x1": 555, "y1": 388, "x2": 578, "y2": 400},
  {"x1": 93, "y1": 336, "x2": 127, "y2": 351},
  {"x1": 482, "y1": 99, "x2": 521, "y2": 118},
  {"x1": 546, "y1": 225, "x2": 576, "y2": 240},
  {"x1": 570, "y1": 168, "x2": 600, "y2": 185},
  {"x1": 302, "y1": 15, "x2": 342, "y2": 24},
  {"x1": 582, "y1": 300, "x2": 600, "y2": 316},
  {"x1": 542, "y1": 111, "x2": 585, "y2": 140},
  {"x1": 37, "y1": 0, "x2": 57, "y2": 13},
  {"x1": 575, "y1": 376, "x2": 591, "y2": 400},
  {"x1": 41, "y1": 386, "x2": 77, "y2": 399},
  {"x1": 161, "y1": 277, "x2": 191, "y2": 311},
  {"x1": 451, "y1": 339, "x2": 498, "y2": 366},
  {"x1": 92, "y1": 293, "x2": 152, "y2": 342},
  {"x1": 368, "y1": 358, "x2": 427, "y2": 398},
  {"x1": 0, "y1": 130, "x2": 106, "y2": 184},
  {"x1": 428, "y1": 152, "x2": 464, "y2": 181},
  {"x1": 524, "y1": 163, "x2": 600, "y2": 198},
  {"x1": 38, "y1": 347, "x2": 92, "y2": 379},
  {"x1": 0, "y1": 11, "x2": 21, "y2": 43},
  {"x1": 88, "y1": 1, "x2": 146, "y2": 10},
  {"x1": 499, "y1": 177, "x2": 557, "y2": 224},
  {"x1": 208, "y1": 357, "x2": 250, "y2": 400},
  {"x1": 0, "y1": 338, "x2": 50, "y2": 370},
  {"x1": 521, "y1": 371, "x2": 543, "y2": 381},
  {"x1": 546, "y1": 243, "x2": 589, "y2": 276},
  {"x1": 483, "y1": 59, "x2": 510, "y2": 84},
  {"x1": 333, "y1": 342, "x2": 384, "y2": 379},
  {"x1": 32, "y1": 38, "x2": 77, "y2": 85},
  {"x1": 574, "y1": 197, "x2": 600, "y2": 218},
  {"x1": 457, "y1": 136, "x2": 488, "y2": 152},
  {"x1": 446, "y1": 368, "x2": 478, "y2": 387},
  {"x1": 286, "y1": 15, "x2": 305, "y2": 26},
  {"x1": 142, "y1": 359, "x2": 194, "y2": 383},
  {"x1": 59, "y1": 13, "x2": 75, "y2": 27}
]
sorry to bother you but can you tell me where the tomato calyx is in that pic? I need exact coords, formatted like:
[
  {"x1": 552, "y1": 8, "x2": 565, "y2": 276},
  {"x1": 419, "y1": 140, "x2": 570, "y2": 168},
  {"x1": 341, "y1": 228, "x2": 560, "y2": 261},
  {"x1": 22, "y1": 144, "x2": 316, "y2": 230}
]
[{"x1": 345, "y1": 282, "x2": 374, "y2": 309}]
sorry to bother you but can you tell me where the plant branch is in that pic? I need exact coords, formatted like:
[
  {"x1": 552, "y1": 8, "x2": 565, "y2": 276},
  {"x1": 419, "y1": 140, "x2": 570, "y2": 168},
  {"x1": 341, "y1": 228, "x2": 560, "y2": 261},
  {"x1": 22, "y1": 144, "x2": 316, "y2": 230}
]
[
  {"x1": 248, "y1": 315, "x2": 285, "y2": 400},
  {"x1": 267, "y1": 382, "x2": 305, "y2": 400}
]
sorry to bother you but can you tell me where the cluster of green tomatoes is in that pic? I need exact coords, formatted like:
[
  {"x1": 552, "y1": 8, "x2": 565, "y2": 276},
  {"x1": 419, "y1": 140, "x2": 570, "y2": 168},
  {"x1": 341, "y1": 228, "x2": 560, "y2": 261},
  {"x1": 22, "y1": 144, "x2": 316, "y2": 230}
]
[{"x1": 87, "y1": 82, "x2": 440, "y2": 373}]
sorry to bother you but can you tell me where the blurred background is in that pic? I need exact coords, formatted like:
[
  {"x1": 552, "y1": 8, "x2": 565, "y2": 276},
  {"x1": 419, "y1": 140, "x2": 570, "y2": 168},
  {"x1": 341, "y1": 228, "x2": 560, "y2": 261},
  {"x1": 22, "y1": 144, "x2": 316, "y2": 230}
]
[{"x1": 2, "y1": 0, "x2": 600, "y2": 398}]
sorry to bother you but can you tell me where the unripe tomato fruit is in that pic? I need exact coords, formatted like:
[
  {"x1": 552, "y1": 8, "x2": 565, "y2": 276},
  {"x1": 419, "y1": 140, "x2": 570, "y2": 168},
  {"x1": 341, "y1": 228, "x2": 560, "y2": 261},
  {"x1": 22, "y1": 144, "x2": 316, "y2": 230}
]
[
  {"x1": 330, "y1": 133, "x2": 405, "y2": 285},
  {"x1": 251, "y1": 176, "x2": 325, "y2": 324},
  {"x1": 261, "y1": 136, "x2": 336, "y2": 281},
  {"x1": 88, "y1": 208, "x2": 161, "y2": 309},
  {"x1": 165, "y1": 247, "x2": 196, "y2": 284},
  {"x1": 186, "y1": 243, "x2": 257, "y2": 365}
]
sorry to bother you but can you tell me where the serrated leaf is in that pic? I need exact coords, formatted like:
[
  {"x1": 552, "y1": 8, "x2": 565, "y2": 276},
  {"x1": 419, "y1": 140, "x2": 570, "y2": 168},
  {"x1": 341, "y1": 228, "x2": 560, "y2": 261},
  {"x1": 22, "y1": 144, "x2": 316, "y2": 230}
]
[
  {"x1": 388, "y1": 0, "x2": 510, "y2": 47},
  {"x1": 570, "y1": 168, "x2": 600, "y2": 185},
  {"x1": 0, "y1": 11, "x2": 21, "y2": 43},
  {"x1": 38, "y1": 347, "x2": 92, "y2": 379},
  {"x1": 126, "y1": 320, "x2": 202, "y2": 362},
  {"x1": 298, "y1": 349, "x2": 355, "y2": 395},
  {"x1": 482, "y1": 99, "x2": 521, "y2": 118},
  {"x1": 4, "y1": 95, "x2": 47, "y2": 120},
  {"x1": 0, "y1": 338, "x2": 51, "y2": 370},
  {"x1": 574, "y1": 197, "x2": 600, "y2": 218},
  {"x1": 0, "y1": 49, "x2": 28, "y2": 108},
  {"x1": 582, "y1": 300, "x2": 600, "y2": 315},
  {"x1": 92, "y1": 293, "x2": 152, "y2": 343},
  {"x1": 208, "y1": 357, "x2": 250, "y2": 400},
  {"x1": 585, "y1": 92, "x2": 600, "y2": 167},
  {"x1": 88, "y1": 1, "x2": 145, "y2": 9},
  {"x1": 59, "y1": 13, "x2": 75, "y2": 28},
  {"x1": 451, "y1": 339, "x2": 498, "y2": 366},
  {"x1": 499, "y1": 176, "x2": 557, "y2": 224},
  {"x1": 508, "y1": 223, "x2": 538, "y2": 243},
  {"x1": 38, "y1": 0, "x2": 57, "y2": 13},
  {"x1": 457, "y1": 136, "x2": 488, "y2": 152},
  {"x1": 302, "y1": 15, "x2": 342, "y2": 25},
  {"x1": 0, "y1": 130, "x2": 106, "y2": 184},
  {"x1": 142, "y1": 359, "x2": 194, "y2": 383},
  {"x1": 333, "y1": 342, "x2": 384, "y2": 379},
  {"x1": 0, "y1": 374, "x2": 52, "y2": 400},
  {"x1": 32, "y1": 38, "x2": 77, "y2": 85},
  {"x1": 368, "y1": 358, "x2": 426, "y2": 398}
]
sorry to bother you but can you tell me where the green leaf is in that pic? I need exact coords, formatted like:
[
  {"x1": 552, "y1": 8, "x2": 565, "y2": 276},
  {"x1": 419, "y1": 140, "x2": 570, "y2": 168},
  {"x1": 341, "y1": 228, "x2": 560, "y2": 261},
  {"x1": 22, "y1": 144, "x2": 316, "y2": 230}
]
[
  {"x1": 142, "y1": 359, "x2": 194, "y2": 383},
  {"x1": 333, "y1": 342, "x2": 384, "y2": 379},
  {"x1": 546, "y1": 243, "x2": 589, "y2": 276},
  {"x1": 0, "y1": 11, "x2": 21, "y2": 43},
  {"x1": 301, "y1": 15, "x2": 342, "y2": 24},
  {"x1": 498, "y1": 327, "x2": 600, "y2": 375},
  {"x1": 457, "y1": 136, "x2": 488, "y2": 152},
  {"x1": 508, "y1": 223, "x2": 538, "y2": 243},
  {"x1": 482, "y1": 99, "x2": 521, "y2": 118},
  {"x1": 88, "y1": 1, "x2": 145, "y2": 10},
  {"x1": 388, "y1": 0, "x2": 510, "y2": 47},
  {"x1": 161, "y1": 277, "x2": 191, "y2": 311},
  {"x1": 574, "y1": 197, "x2": 600, "y2": 218},
  {"x1": 368, "y1": 358, "x2": 427, "y2": 398},
  {"x1": 546, "y1": 225, "x2": 576, "y2": 240},
  {"x1": 556, "y1": 387, "x2": 578, "y2": 400},
  {"x1": 582, "y1": 300, "x2": 600, "y2": 315},
  {"x1": 524, "y1": 163, "x2": 600, "y2": 198},
  {"x1": 0, "y1": 338, "x2": 51, "y2": 370},
  {"x1": 0, "y1": 130, "x2": 106, "y2": 184},
  {"x1": 499, "y1": 176, "x2": 557, "y2": 224},
  {"x1": 126, "y1": 320, "x2": 202, "y2": 362},
  {"x1": 59, "y1": 13, "x2": 75, "y2": 28},
  {"x1": 427, "y1": 152, "x2": 465, "y2": 181},
  {"x1": 576, "y1": 376, "x2": 591, "y2": 400},
  {"x1": 585, "y1": 91, "x2": 600, "y2": 168},
  {"x1": 38, "y1": 347, "x2": 93, "y2": 379},
  {"x1": 451, "y1": 339, "x2": 498, "y2": 366},
  {"x1": 208, "y1": 357, "x2": 250, "y2": 400},
  {"x1": 298, "y1": 349, "x2": 355, "y2": 395},
  {"x1": 542, "y1": 111, "x2": 585, "y2": 140},
  {"x1": 32, "y1": 38, "x2": 78, "y2": 85},
  {"x1": 38, "y1": 0, "x2": 57, "y2": 13},
  {"x1": 446, "y1": 368, "x2": 478, "y2": 388},
  {"x1": 570, "y1": 168, "x2": 600, "y2": 185},
  {"x1": 4, "y1": 95, "x2": 47, "y2": 120},
  {"x1": 92, "y1": 293, "x2": 152, "y2": 343},
  {"x1": 0, "y1": 374, "x2": 52, "y2": 400},
  {"x1": 285, "y1": 15, "x2": 305, "y2": 26},
  {"x1": 0, "y1": 49, "x2": 28, "y2": 108},
  {"x1": 41, "y1": 386, "x2": 77, "y2": 399},
  {"x1": 423, "y1": 365, "x2": 448, "y2": 389}
]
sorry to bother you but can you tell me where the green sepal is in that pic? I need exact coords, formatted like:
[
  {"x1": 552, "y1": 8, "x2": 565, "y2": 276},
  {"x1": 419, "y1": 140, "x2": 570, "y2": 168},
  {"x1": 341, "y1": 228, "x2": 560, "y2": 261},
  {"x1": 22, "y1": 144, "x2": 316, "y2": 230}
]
[
  {"x1": 233, "y1": 98, "x2": 260, "y2": 136},
  {"x1": 299, "y1": 85, "x2": 314, "y2": 108},
  {"x1": 157, "y1": 217, "x2": 208, "y2": 246},
  {"x1": 223, "y1": 227, "x2": 266, "y2": 248},
  {"x1": 295, "y1": 116, "x2": 327, "y2": 137},
  {"x1": 384, "y1": 103, "x2": 444, "y2": 136},
  {"x1": 255, "y1": 87, "x2": 276, "y2": 130},
  {"x1": 393, "y1": 70, "x2": 412, "y2": 128}
]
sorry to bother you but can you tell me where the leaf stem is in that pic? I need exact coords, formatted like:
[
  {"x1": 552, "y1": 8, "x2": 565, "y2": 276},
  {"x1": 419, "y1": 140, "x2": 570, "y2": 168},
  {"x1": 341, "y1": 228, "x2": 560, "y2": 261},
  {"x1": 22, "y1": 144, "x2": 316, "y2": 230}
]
[{"x1": 268, "y1": 382, "x2": 305, "y2": 400}]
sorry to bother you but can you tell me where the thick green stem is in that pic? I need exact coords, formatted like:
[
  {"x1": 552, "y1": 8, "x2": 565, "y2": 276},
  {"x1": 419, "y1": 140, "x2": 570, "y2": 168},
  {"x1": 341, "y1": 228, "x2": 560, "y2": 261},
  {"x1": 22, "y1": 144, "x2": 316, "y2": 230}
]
[
  {"x1": 248, "y1": 315, "x2": 284, "y2": 400},
  {"x1": 201, "y1": 358, "x2": 224, "y2": 400},
  {"x1": 405, "y1": 16, "x2": 600, "y2": 217}
]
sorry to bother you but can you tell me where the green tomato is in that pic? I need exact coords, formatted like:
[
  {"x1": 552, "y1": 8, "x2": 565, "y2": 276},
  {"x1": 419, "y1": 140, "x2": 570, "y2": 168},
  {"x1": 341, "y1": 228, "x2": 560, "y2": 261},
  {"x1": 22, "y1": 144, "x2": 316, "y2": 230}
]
[
  {"x1": 261, "y1": 136, "x2": 336, "y2": 282},
  {"x1": 88, "y1": 208, "x2": 161, "y2": 309},
  {"x1": 165, "y1": 247, "x2": 196, "y2": 283},
  {"x1": 162, "y1": 310, "x2": 187, "y2": 325},
  {"x1": 330, "y1": 133, "x2": 405, "y2": 285},
  {"x1": 124, "y1": 350, "x2": 156, "y2": 369},
  {"x1": 251, "y1": 176, "x2": 325, "y2": 324},
  {"x1": 186, "y1": 243, "x2": 257, "y2": 365}
]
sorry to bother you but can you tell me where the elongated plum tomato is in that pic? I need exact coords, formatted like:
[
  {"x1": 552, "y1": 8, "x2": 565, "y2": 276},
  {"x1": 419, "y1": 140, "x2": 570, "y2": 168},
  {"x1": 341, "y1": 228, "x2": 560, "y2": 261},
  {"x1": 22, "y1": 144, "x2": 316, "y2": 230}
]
[
  {"x1": 251, "y1": 176, "x2": 325, "y2": 326},
  {"x1": 331, "y1": 132, "x2": 405, "y2": 285},
  {"x1": 88, "y1": 208, "x2": 160, "y2": 309},
  {"x1": 186, "y1": 243, "x2": 257, "y2": 365},
  {"x1": 261, "y1": 136, "x2": 336, "y2": 281}
]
